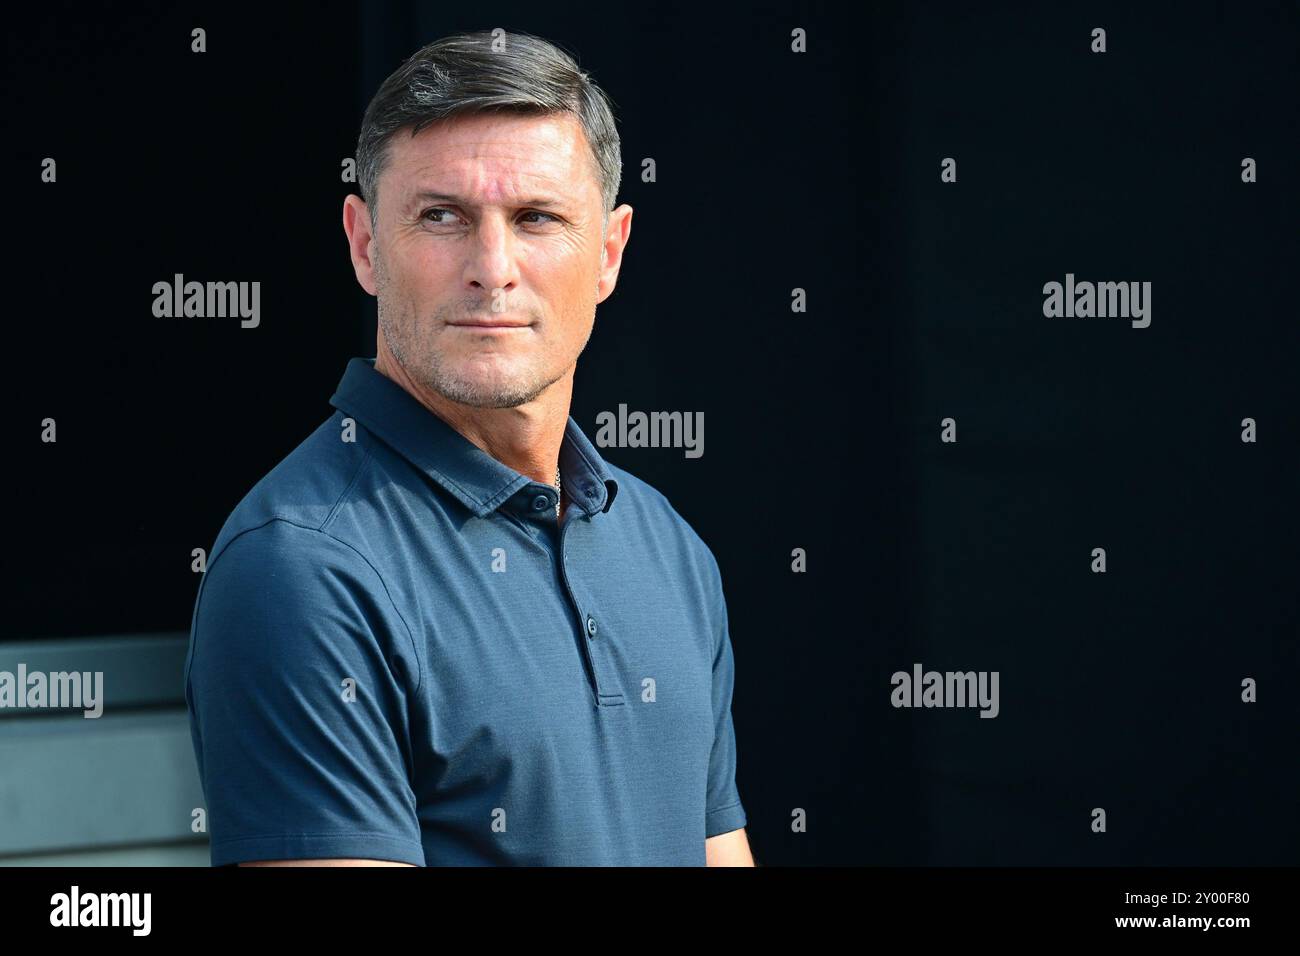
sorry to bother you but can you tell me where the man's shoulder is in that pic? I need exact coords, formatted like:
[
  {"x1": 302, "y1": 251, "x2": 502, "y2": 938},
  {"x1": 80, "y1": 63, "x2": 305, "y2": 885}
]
[
  {"x1": 600, "y1": 460, "x2": 722, "y2": 576},
  {"x1": 206, "y1": 411, "x2": 375, "y2": 569}
]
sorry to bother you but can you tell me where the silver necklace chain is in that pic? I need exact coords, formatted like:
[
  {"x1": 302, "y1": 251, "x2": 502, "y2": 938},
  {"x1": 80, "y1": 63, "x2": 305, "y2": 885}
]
[{"x1": 554, "y1": 467, "x2": 562, "y2": 518}]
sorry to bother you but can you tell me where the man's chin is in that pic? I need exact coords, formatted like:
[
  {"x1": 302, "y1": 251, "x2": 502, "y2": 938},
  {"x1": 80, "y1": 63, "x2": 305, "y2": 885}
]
[{"x1": 429, "y1": 374, "x2": 548, "y2": 409}]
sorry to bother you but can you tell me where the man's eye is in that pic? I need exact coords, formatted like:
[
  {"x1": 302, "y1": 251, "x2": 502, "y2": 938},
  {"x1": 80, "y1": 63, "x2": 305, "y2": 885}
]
[{"x1": 419, "y1": 208, "x2": 557, "y2": 226}]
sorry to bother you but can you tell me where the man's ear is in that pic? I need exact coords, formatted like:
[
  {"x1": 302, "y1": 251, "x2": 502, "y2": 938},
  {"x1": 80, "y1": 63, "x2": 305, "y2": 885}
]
[{"x1": 343, "y1": 193, "x2": 379, "y2": 296}]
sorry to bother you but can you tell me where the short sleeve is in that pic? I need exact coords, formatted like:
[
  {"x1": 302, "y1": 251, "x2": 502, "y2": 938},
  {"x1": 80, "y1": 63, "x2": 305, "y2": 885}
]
[
  {"x1": 184, "y1": 519, "x2": 426, "y2": 866},
  {"x1": 704, "y1": 553, "x2": 748, "y2": 838}
]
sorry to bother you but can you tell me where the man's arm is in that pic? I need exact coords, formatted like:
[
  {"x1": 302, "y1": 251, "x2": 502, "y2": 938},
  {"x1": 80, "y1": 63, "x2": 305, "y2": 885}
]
[
  {"x1": 239, "y1": 859, "x2": 415, "y2": 867},
  {"x1": 699, "y1": 542, "x2": 751, "y2": 866},
  {"x1": 706, "y1": 827, "x2": 755, "y2": 866},
  {"x1": 186, "y1": 521, "x2": 427, "y2": 867}
]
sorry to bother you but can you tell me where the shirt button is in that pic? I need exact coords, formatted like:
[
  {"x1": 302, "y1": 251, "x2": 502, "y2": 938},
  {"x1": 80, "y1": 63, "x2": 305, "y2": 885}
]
[
  {"x1": 586, "y1": 616, "x2": 599, "y2": 638},
  {"x1": 531, "y1": 494, "x2": 551, "y2": 511}
]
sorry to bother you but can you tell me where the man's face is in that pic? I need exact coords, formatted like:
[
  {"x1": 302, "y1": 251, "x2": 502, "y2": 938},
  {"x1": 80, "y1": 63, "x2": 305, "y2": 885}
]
[{"x1": 361, "y1": 112, "x2": 614, "y2": 408}]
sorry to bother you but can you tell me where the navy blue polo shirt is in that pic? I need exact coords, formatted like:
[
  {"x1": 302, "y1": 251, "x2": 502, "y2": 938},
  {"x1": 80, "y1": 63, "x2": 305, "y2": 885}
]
[{"x1": 183, "y1": 357, "x2": 746, "y2": 866}]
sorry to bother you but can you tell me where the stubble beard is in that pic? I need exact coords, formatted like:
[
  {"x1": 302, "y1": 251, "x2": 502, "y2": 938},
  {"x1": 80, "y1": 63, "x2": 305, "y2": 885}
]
[{"x1": 374, "y1": 251, "x2": 577, "y2": 410}]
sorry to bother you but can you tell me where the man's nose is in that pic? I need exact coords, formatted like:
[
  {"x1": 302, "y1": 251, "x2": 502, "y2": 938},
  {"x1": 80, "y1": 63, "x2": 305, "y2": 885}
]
[{"x1": 464, "y1": 214, "x2": 520, "y2": 295}]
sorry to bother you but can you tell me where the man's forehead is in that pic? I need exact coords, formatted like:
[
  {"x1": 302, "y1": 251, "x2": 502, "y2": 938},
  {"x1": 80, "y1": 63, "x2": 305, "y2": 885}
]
[{"x1": 386, "y1": 113, "x2": 593, "y2": 202}]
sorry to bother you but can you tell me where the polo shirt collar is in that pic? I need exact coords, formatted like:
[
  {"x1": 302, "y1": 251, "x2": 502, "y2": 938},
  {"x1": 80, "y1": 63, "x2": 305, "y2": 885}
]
[{"x1": 329, "y1": 357, "x2": 619, "y2": 519}]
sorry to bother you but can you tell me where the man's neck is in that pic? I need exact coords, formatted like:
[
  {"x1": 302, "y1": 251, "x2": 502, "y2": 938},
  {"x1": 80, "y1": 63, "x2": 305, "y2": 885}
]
[{"x1": 373, "y1": 350, "x2": 573, "y2": 492}]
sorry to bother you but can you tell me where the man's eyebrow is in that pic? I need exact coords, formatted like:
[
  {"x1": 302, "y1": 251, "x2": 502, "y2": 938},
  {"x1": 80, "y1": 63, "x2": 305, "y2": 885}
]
[{"x1": 406, "y1": 191, "x2": 569, "y2": 210}]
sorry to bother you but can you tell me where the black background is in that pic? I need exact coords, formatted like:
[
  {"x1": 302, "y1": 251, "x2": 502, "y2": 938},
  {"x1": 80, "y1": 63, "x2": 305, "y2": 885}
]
[{"x1": 3, "y1": 0, "x2": 1297, "y2": 865}]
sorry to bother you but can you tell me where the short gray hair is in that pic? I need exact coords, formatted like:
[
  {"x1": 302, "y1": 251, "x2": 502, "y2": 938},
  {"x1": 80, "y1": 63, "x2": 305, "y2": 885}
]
[{"x1": 356, "y1": 30, "x2": 622, "y2": 230}]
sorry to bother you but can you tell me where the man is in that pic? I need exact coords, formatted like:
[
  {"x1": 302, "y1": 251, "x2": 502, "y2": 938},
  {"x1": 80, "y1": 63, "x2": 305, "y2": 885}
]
[{"x1": 184, "y1": 29, "x2": 753, "y2": 866}]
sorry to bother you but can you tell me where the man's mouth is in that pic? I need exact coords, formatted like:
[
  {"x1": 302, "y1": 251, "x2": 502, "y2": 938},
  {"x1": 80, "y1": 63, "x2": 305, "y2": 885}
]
[{"x1": 448, "y1": 317, "x2": 533, "y2": 329}]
